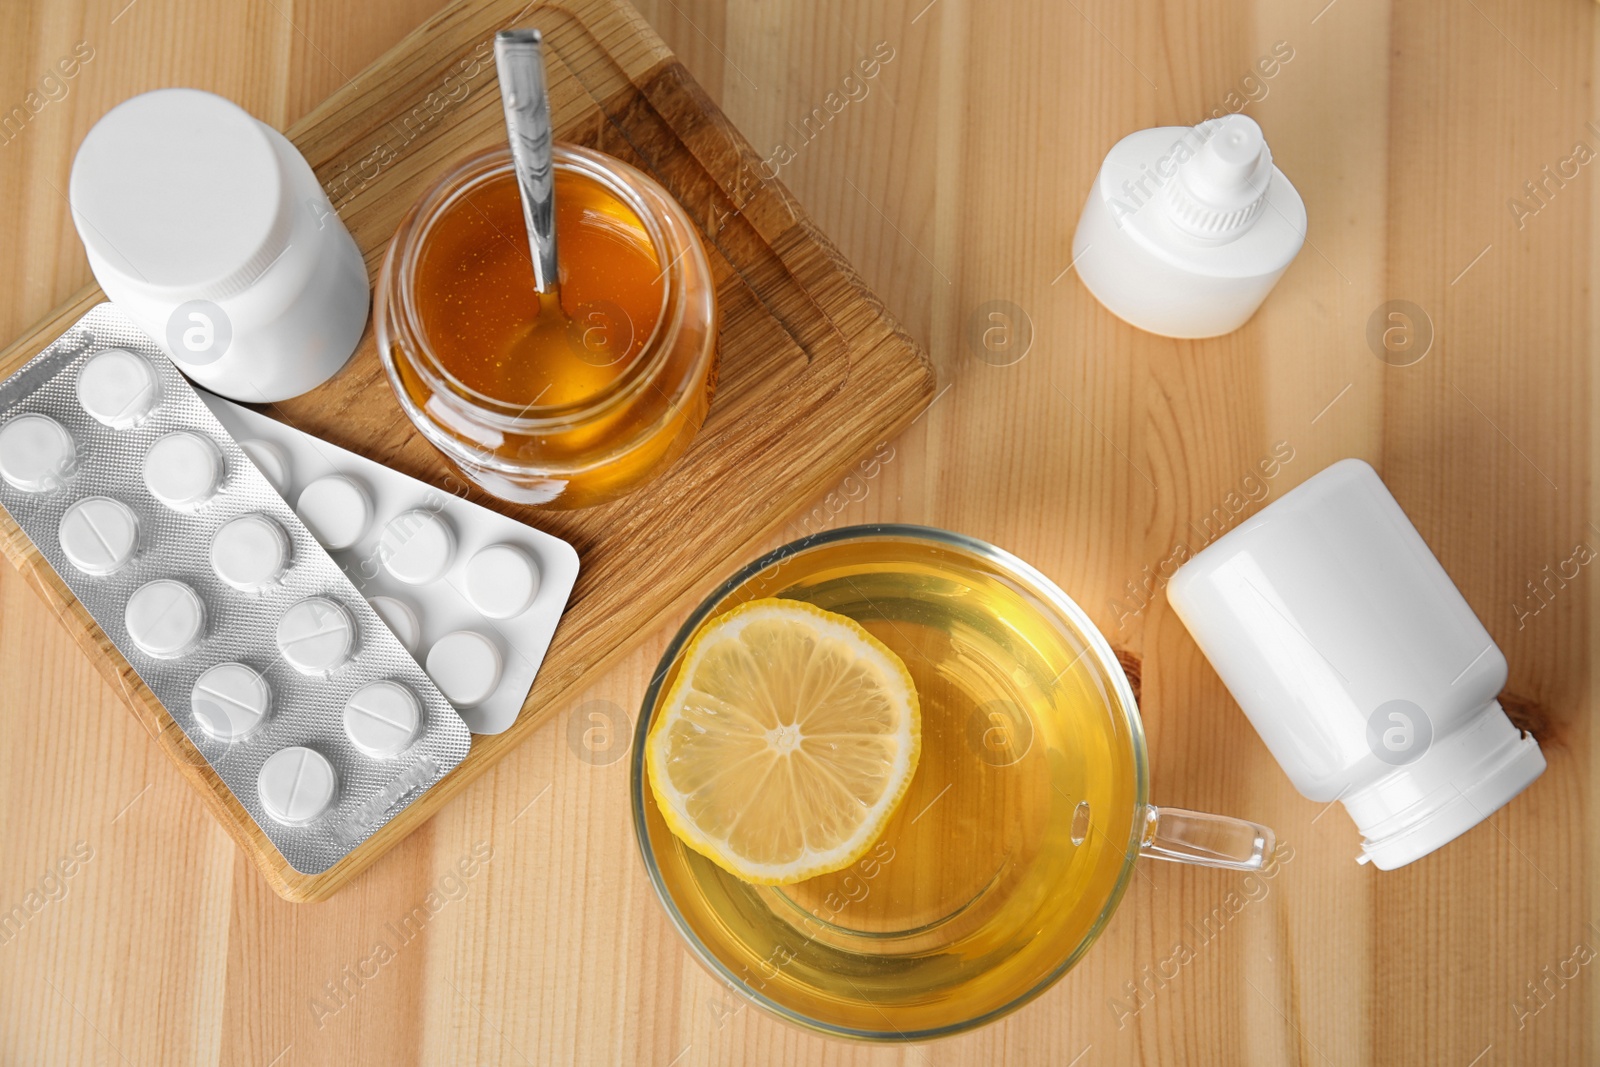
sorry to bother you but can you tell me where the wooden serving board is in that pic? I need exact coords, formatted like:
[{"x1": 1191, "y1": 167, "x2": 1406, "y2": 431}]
[{"x1": 0, "y1": 0, "x2": 934, "y2": 901}]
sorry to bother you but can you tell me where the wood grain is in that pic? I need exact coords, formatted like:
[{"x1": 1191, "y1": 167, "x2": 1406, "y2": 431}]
[
  {"x1": 0, "y1": 0, "x2": 935, "y2": 903},
  {"x1": 0, "y1": 0, "x2": 1595, "y2": 1063}
]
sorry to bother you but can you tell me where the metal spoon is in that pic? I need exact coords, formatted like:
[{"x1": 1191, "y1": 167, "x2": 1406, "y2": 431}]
[{"x1": 494, "y1": 29, "x2": 559, "y2": 295}]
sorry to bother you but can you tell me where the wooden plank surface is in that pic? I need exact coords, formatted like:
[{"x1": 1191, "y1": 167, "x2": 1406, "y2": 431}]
[{"x1": 0, "y1": 0, "x2": 1592, "y2": 1063}]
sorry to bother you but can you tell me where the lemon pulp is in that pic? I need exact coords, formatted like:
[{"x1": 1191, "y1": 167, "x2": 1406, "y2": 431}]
[{"x1": 646, "y1": 598, "x2": 921, "y2": 885}]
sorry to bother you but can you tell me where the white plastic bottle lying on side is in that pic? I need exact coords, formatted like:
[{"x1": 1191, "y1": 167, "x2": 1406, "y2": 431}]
[
  {"x1": 1166, "y1": 458, "x2": 1545, "y2": 869},
  {"x1": 1072, "y1": 114, "x2": 1305, "y2": 339}
]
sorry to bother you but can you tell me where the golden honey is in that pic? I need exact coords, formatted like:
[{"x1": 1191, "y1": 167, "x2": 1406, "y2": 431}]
[
  {"x1": 378, "y1": 145, "x2": 717, "y2": 508},
  {"x1": 409, "y1": 167, "x2": 664, "y2": 408}
]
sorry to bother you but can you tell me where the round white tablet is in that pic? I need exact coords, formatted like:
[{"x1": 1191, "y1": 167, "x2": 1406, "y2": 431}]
[
  {"x1": 0, "y1": 414, "x2": 75, "y2": 493},
  {"x1": 190, "y1": 662, "x2": 270, "y2": 742},
  {"x1": 57, "y1": 496, "x2": 139, "y2": 576},
  {"x1": 239, "y1": 438, "x2": 291, "y2": 495},
  {"x1": 368, "y1": 595, "x2": 421, "y2": 653},
  {"x1": 275, "y1": 596, "x2": 356, "y2": 676},
  {"x1": 76, "y1": 348, "x2": 159, "y2": 429},
  {"x1": 143, "y1": 431, "x2": 223, "y2": 511},
  {"x1": 379, "y1": 509, "x2": 455, "y2": 585},
  {"x1": 124, "y1": 579, "x2": 205, "y2": 659},
  {"x1": 426, "y1": 630, "x2": 502, "y2": 707},
  {"x1": 257, "y1": 746, "x2": 336, "y2": 826},
  {"x1": 211, "y1": 513, "x2": 291, "y2": 591},
  {"x1": 463, "y1": 544, "x2": 541, "y2": 619},
  {"x1": 342, "y1": 680, "x2": 422, "y2": 759},
  {"x1": 296, "y1": 474, "x2": 372, "y2": 550}
]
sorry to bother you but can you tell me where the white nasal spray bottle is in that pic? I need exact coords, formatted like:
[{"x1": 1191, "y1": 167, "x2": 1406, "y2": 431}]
[{"x1": 1071, "y1": 114, "x2": 1305, "y2": 339}]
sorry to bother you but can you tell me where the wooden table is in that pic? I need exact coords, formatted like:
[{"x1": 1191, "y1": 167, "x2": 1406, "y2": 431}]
[{"x1": 0, "y1": 0, "x2": 1591, "y2": 1063}]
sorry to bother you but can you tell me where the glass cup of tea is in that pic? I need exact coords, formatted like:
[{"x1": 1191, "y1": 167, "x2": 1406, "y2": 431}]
[{"x1": 631, "y1": 524, "x2": 1275, "y2": 1040}]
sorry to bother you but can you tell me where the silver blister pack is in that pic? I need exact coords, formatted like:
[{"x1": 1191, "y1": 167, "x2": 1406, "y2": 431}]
[{"x1": 0, "y1": 304, "x2": 472, "y2": 875}]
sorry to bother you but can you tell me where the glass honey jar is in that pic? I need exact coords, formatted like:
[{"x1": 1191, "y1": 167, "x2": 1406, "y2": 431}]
[{"x1": 377, "y1": 144, "x2": 718, "y2": 508}]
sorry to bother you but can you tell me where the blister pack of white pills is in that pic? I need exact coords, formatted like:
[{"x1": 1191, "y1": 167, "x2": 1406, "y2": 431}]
[
  {"x1": 199, "y1": 394, "x2": 580, "y2": 735},
  {"x1": 0, "y1": 304, "x2": 472, "y2": 875}
]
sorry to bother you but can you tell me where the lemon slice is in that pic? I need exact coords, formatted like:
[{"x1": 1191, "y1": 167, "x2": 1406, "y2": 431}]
[{"x1": 646, "y1": 598, "x2": 921, "y2": 885}]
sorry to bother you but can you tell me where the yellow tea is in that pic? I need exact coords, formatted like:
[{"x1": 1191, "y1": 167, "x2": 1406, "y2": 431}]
[{"x1": 637, "y1": 531, "x2": 1144, "y2": 1037}]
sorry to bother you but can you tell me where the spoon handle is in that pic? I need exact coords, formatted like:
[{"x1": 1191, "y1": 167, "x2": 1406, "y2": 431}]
[{"x1": 494, "y1": 29, "x2": 560, "y2": 293}]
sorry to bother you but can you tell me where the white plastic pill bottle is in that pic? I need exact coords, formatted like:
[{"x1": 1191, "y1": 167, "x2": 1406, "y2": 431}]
[
  {"x1": 69, "y1": 89, "x2": 368, "y2": 403},
  {"x1": 1166, "y1": 458, "x2": 1545, "y2": 869}
]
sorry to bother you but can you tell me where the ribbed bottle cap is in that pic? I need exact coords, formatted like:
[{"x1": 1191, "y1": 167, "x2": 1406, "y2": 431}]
[
  {"x1": 69, "y1": 89, "x2": 293, "y2": 302},
  {"x1": 1163, "y1": 114, "x2": 1274, "y2": 242},
  {"x1": 1343, "y1": 701, "x2": 1546, "y2": 870}
]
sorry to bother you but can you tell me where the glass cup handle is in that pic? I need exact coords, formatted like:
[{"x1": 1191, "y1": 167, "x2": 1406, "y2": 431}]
[{"x1": 1139, "y1": 804, "x2": 1276, "y2": 871}]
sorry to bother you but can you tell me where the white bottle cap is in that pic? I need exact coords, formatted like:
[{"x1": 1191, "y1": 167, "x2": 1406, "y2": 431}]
[
  {"x1": 1167, "y1": 459, "x2": 1545, "y2": 869},
  {"x1": 1164, "y1": 116, "x2": 1274, "y2": 241},
  {"x1": 1341, "y1": 706, "x2": 1546, "y2": 869},
  {"x1": 72, "y1": 90, "x2": 291, "y2": 300},
  {"x1": 69, "y1": 89, "x2": 370, "y2": 403}
]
